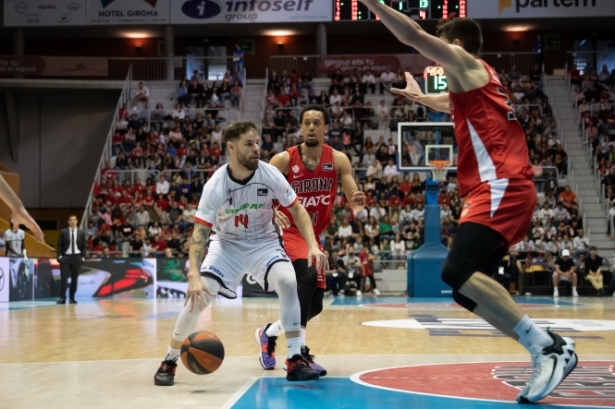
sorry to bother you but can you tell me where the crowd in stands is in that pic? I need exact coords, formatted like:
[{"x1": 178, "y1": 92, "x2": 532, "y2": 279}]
[
  {"x1": 84, "y1": 62, "x2": 597, "y2": 295},
  {"x1": 573, "y1": 64, "x2": 615, "y2": 210}
]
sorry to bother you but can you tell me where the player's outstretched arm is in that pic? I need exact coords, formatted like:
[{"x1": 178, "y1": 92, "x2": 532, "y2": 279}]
[
  {"x1": 334, "y1": 151, "x2": 366, "y2": 213},
  {"x1": 359, "y1": 0, "x2": 471, "y2": 70},
  {"x1": 186, "y1": 223, "x2": 215, "y2": 311},
  {"x1": 0, "y1": 175, "x2": 45, "y2": 243},
  {"x1": 391, "y1": 73, "x2": 451, "y2": 113},
  {"x1": 287, "y1": 202, "x2": 328, "y2": 272}
]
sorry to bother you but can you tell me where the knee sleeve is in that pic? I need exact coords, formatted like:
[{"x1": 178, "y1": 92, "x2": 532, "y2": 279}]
[
  {"x1": 268, "y1": 262, "x2": 301, "y2": 333},
  {"x1": 171, "y1": 276, "x2": 219, "y2": 343},
  {"x1": 293, "y1": 260, "x2": 318, "y2": 326},
  {"x1": 452, "y1": 289, "x2": 478, "y2": 312},
  {"x1": 307, "y1": 288, "x2": 324, "y2": 322}
]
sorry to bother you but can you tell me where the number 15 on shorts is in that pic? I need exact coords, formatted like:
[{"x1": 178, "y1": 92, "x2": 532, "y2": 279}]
[{"x1": 234, "y1": 214, "x2": 249, "y2": 229}]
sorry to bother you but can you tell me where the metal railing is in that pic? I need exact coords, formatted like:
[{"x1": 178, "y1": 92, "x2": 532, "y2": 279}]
[
  {"x1": 3, "y1": 56, "x2": 243, "y2": 82},
  {"x1": 81, "y1": 65, "x2": 132, "y2": 229},
  {"x1": 269, "y1": 55, "x2": 320, "y2": 78},
  {"x1": 480, "y1": 52, "x2": 542, "y2": 80}
]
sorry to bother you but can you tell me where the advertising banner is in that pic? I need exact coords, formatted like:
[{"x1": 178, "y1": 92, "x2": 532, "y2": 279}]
[
  {"x1": 8, "y1": 257, "x2": 34, "y2": 301},
  {"x1": 319, "y1": 55, "x2": 401, "y2": 75},
  {"x1": 0, "y1": 258, "x2": 9, "y2": 303},
  {"x1": 468, "y1": 0, "x2": 615, "y2": 19},
  {"x1": 171, "y1": 0, "x2": 332, "y2": 24},
  {"x1": 4, "y1": 0, "x2": 86, "y2": 27},
  {"x1": 0, "y1": 55, "x2": 108, "y2": 76},
  {"x1": 87, "y1": 0, "x2": 170, "y2": 25}
]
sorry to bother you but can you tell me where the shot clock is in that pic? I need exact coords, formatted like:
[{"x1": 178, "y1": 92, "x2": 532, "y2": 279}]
[{"x1": 424, "y1": 66, "x2": 448, "y2": 94}]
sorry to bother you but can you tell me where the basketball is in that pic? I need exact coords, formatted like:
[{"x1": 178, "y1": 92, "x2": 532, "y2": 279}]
[{"x1": 180, "y1": 331, "x2": 225, "y2": 375}]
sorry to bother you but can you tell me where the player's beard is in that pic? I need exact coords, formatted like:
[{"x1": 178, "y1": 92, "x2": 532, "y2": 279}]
[
  {"x1": 304, "y1": 135, "x2": 320, "y2": 147},
  {"x1": 237, "y1": 151, "x2": 259, "y2": 171}
]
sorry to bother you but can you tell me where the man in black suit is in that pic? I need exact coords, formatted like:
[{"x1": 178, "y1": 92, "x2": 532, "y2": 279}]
[{"x1": 57, "y1": 215, "x2": 87, "y2": 304}]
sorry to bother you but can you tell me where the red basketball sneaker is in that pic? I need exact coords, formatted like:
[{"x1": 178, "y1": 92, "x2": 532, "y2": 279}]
[{"x1": 154, "y1": 360, "x2": 177, "y2": 386}]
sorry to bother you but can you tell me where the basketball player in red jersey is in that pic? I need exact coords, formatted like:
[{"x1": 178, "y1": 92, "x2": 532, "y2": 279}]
[
  {"x1": 255, "y1": 104, "x2": 366, "y2": 376},
  {"x1": 360, "y1": 0, "x2": 576, "y2": 403}
]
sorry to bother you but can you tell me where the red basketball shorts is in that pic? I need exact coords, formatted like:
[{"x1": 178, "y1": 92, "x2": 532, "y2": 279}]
[{"x1": 459, "y1": 178, "x2": 536, "y2": 248}]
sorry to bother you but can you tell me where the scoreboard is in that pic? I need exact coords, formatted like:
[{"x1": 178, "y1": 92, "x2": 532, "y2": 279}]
[{"x1": 333, "y1": 0, "x2": 467, "y2": 21}]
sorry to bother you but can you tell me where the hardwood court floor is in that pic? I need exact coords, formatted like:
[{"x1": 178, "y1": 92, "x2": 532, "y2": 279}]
[{"x1": 1, "y1": 295, "x2": 614, "y2": 409}]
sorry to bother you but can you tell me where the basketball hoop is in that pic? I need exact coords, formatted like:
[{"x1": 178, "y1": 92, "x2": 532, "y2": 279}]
[{"x1": 428, "y1": 160, "x2": 450, "y2": 182}]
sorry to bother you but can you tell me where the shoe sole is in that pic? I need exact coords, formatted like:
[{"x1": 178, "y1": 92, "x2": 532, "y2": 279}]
[
  {"x1": 254, "y1": 327, "x2": 275, "y2": 370},
  {"x1": 517, "y1": 338, "x2": 577, "y2": 403}
]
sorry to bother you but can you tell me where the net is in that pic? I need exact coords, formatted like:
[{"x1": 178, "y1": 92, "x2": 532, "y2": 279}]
[{"x1": 428, "y1": 160, "x2": 450, "y2": 182}]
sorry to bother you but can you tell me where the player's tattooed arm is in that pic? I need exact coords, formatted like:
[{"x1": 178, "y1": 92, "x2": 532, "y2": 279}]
[{"x1": 188, "y1": 223, "x2": 211, "y2": 278}]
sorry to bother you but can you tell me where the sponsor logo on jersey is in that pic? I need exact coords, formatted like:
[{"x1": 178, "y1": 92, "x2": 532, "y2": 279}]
[
  {"x1": 322, "y1": 163, "x2": 333, "y2": 171},
  {"x1": 292, "y1": 165, "x2": 300, "y2": 173},
  {"x1": 291, "y1": 177, "x2": 334, "y2": 194},
  {"x1": 298, "y1": 194, "x2": 331, "y2": 208},
  {"x1": 265, "y1": 255, "x2": 281, "y2": 268},
  {"x1": 225, "y1": 203, "x2": 265, "y2": 214},
  {"x1": 257, "y1": 188, "x2": 268, "y2": 196},
  {"x1": 205, "y1": 265, "x2": 224, "y2": 278}
]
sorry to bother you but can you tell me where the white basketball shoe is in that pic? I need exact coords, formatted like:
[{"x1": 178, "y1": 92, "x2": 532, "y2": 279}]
[{"x1": 516, "y1": 329, "x2": 578, "y2": 403}]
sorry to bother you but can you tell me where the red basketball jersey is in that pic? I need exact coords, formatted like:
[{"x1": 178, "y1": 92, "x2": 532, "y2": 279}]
[
  {"x1": 448, "y1": 59, "x2": 534, "y2": 197},
  {"x1": 281, "y1": 144, "x2": 337, "y2": 239}
]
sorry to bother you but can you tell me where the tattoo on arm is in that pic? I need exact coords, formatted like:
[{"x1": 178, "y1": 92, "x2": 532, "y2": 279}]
[{"x1": 190, "y1": 224, "x2": 211, "y2": 271}]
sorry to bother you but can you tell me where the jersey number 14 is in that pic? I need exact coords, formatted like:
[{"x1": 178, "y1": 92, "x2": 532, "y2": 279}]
[{"x1": 234, "y1": 214, "x2": 249, "y2": 229}]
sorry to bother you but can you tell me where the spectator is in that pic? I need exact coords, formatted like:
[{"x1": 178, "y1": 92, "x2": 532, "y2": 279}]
[
  {"x1": 156, "y1": 175, "x2": 170, "y2": 195},
  {"x1": 359, "y1": 246, "x2": 379, "y2": 295},
  {"x1": 326, "y1": 251, "x2": 347, "y2": 296},
  {"x1": 233, "y1": 44, "x2": 244, "y2": 73},
  {"x1": 572, "y1": 229, "x2": 590, "y2": 256},
  {"x1": 553, "y1": 249, "x2": 578, "y2": 297},
  {"x1": 342, "y1": 246, "x2": 363, "y2": 296},
  {"x1": 584, "y1": 246, "x2": 604, "y2": 296},
  {"x1": 134, "y1": 82, "x2": 149, "y2": 109},
  {"x1": 380, "y1": 67, "x2": 395, "y2": 95}
]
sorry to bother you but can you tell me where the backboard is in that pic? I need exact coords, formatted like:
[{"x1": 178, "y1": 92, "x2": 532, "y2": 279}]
[{"x1": 397, "y1": 122, "x2": 457, "y2": 177}]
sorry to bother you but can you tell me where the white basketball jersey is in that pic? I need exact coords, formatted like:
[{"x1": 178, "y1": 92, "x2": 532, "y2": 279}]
[
  {"x1": 194, "y1": 161, "x2": 297, "y2": 243},
  {"x1": 4, "y1": 229, "x2": 25, "y2": 256}
]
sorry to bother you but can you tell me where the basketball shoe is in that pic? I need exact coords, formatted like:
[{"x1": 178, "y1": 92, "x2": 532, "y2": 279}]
[
  {"x1": 301, "y1": 345, "x2": 327, "y2": 376},
  {"x1": 154, "y1": 360, "x2": 177, "y2": 386},
  {"x1": 285, "y1": 354, "x2": 320, "y2": 381},
  {"x1": 255, "y1": 324, "x2": 277, "y2": 370},
  {"x1": 516, "y1": 329, "x2": 577, "y2": 403}
]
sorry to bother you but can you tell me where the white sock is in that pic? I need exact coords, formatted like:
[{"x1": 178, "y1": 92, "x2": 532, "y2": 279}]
[
  {"x1": 266, "y1": 320, "x2": 284, "y2": 337},
  {"x1": 164, "y1": 346, "x2": 180, "y2": 362},
  {"x1": 514, "y1": 315, "x2": 553, "y2": 350},
  {"x1": 573, "y1": 286, "x2": 577, "y2": 293},
  {"x1": 287, "y1": 336, "x2": 302, "y2": 358}
]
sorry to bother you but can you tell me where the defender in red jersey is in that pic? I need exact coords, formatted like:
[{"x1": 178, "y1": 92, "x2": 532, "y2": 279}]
[
  {"x1": 255, "y1": 105, "x2": 365, "y2": 375},
  {"x1": 360, "y1": 1, "x2": 576, "y2": 404}
]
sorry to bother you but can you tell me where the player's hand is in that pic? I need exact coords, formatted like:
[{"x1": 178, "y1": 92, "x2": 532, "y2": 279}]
[
  {"x1": 12, "y1": 205, "x2": 45, "y2": 243},
  {"x1": 307, "y1": 246, "x2": 329, "y2": 273},
  {"x1": 350, "y1": 190, "x2": 366, "y2": 208},
  {"x1": 391, "y1": 72, "x2": 425, "y2": 102},
  {"x1": 274, "y1": 210, "x2": 291, "y2": 228},
  {"x1": 184, "y1": 274, "x2": 215, "y2": 312}
]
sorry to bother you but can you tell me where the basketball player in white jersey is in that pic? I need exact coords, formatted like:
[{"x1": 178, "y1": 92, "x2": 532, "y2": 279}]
[
  {"x1": 4, "y1": 220, "x2": 25, "y2": 257},
  {"x1": 154, "y1": 121, "x2": 327, "y2": 386},
  {"x1": 0, "y1": 175, "x2": 44, "y2": 244}
]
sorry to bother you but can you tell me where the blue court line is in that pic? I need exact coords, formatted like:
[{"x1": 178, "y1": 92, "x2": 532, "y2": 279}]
[{"x1": 230, "y1": 377, "x2": 593, "y2": 409}]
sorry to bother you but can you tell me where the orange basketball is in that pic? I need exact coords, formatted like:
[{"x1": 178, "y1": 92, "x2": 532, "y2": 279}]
[{"x1": 180, "y1": 331, "x2": 225, "y2": 375}]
